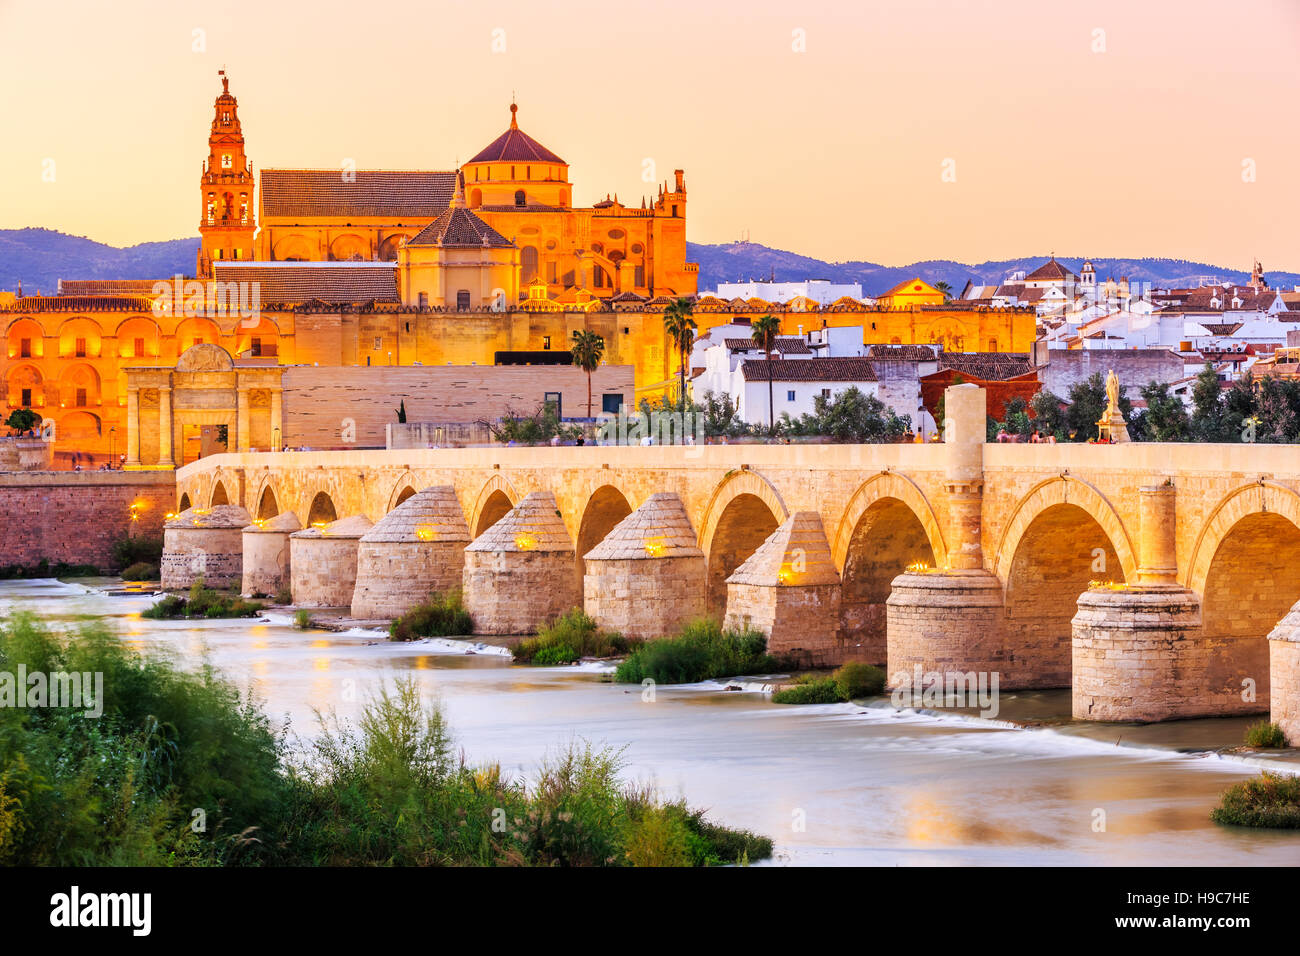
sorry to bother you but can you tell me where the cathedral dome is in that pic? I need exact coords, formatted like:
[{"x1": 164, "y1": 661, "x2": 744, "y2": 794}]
[{"x1": 467, "y1": 103, "x2": 565, "y2": 165}]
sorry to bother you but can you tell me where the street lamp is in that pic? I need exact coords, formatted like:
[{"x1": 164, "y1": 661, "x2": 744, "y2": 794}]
[{"x1": 108, "y1": 427, "x2": 117, "y2": 467}]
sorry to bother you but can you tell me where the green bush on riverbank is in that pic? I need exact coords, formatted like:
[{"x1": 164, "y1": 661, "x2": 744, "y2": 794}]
[
  {"x1": 513, "y1": 608, "x2": 634, "y2": 664},
  {"x1": 120, "y1": 561, "x2": 160, "y2": 581},
  {"x1": 389, "y1": 591, "x2": 472, "y2": 641},
  {"x1": 1211, "y1": 772, "x2": 1300, "y2": 829},
  {"x1": 1244, "y1": 720, "x2": 1287, "y2": 749},
  {"x1": 772, "y1": 662, "x2": 887, "y2": 705},
  {"x1": 142, "y1": 581, "x2": 264, "y2": 619},
  {"x1": 0, "y1": 560, "x2": 101, "y2": 580},
  {"x1": 0, "y1": 615, "x2": 771, "y2": 866},
  {"x1": 613, "y1": 619, "x2": 775, "y2": 685}
]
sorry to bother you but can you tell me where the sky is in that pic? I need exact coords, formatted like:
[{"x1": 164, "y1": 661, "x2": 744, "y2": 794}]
[{"x1": 2, "y1": 0, "x2": 1299, "y2": 268}]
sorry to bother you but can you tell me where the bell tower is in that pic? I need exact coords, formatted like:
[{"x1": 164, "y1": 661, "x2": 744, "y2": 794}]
[{"x1": 197, "y1": 70, "x2": 255, "y2": 278}]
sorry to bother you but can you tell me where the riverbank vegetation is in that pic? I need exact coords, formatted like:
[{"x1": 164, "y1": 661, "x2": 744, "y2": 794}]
[
  {"x1": 513, "y1": 608, "x2": 634, "y2": 664},
  {"x1": 771, "y1": 662, "x2": 887, "y2": 705},
  {"x1": 1243, "y1": 720, "x2": 1288, "y2": 749},
  {"x1": 120, "y1": 561, "x2": 159, "y2": 581},
  {"x1": 1211, "y1": 772, "x2": 1300, "y2": 829},
  {"x1": 0, "y1": 615, "x2": 771, "y2": 865},
  {"x1": 0, "y1": 559, "x2": 101, "y2": 580},
  {"x1": 614, "y1": 619, "x2": 775, "y2": 684},
  {"x1": 142, "y1": 581, "x2": 264, "y2": 619},
  {"x1": 388, "y1": 591, "x2": 472, "y2": 641}
]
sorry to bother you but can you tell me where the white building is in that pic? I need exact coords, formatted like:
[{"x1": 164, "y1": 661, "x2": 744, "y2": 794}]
[
  {"x1": 733, "y1": 357, "x2": 882, "y2": 425},
  {"x1": 711, "y1": 279, "x2": 866, "y2": 306}
]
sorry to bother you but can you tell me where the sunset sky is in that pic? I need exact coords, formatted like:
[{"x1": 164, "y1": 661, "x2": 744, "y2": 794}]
[{"x1": 2, "y1": 0, "x2": 1298, "y2": 268}]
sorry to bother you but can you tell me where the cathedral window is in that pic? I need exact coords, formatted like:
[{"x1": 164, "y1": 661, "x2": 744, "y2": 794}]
[
  {"x1": 221, "y1": 111, "x2": 231, "y2": 124},
  {"x1": 514, "y1": 190, "x2": 526, "y2": 207},
  {"x1": 76, "y1": 388, "x2": 87, "y2": 408},
  {"x1": 20, "y1": 339, "x2": 31, "y2": 358},
  {"x1": 521, "y1": 246, "x2": 539, "y2": 282},
  {"x1": 543, "y1": 336, "x2": 551, "y2": 350},
  {"x1": 457, "y1": 291, "x2": 471, "y2": 311},
  {"x1": 221, "y1": 154, "x2": 232, "y2": 169},
  {"x1": 134, "y1": 337, "x2": 145, "y2": 357},
  {"x1": 75, "y1": 338, "x2": 87, "y2": 358}
]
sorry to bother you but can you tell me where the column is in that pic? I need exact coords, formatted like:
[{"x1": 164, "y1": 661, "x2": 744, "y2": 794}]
[
  {"x1": 236, "y1": 385, "x2": 250, "y2": 453},
  {"x1": 125, "y1": 386, "x2": 141, "y2": 468},
  {"x1": 1134, "y1": 483, "x2": 1177, "y2": 586},
  {"x1": 270, "y1": 388, "x2": 283, "y2": 451},
  {"x1": 158, "y1": 385, "x2": 174, "y2": 468},
  {"x1": 942, "y1": 382, "x2": 986, "y2": 570}
]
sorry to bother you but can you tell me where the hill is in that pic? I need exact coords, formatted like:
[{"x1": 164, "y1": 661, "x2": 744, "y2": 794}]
[{"x1": 2, "y1": 228, "x2": 1295, "y2": 299}]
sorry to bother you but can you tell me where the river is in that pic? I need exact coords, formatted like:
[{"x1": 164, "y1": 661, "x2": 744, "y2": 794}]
[{"x1": 3, "y1": 578, "x2": 1297, "y2": 866}]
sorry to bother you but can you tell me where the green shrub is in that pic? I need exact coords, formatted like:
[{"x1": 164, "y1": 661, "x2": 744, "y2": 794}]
[
  {"x1": 389, "y1": 591, "x2": 472, "y2": 641},
  {"x1": 274, "y1": 586, "x2": 293, "y2": 606},
  {"x1": 833, "y1": 661, "x2": 886, "y2": 700},
  {"x1": 0, "y1": 560, "x2": 101, "y2": 580},
  {"x1": 293, "y1": 609, "x2": 314, "y2": 630},
  {"x1": 1244, "y1": 720, "x2": 1288, "y2": 749},
  {"x1": 142, "y1": 580, "x2": 264, "y2": 619},
  {"x1": 772, "y1": 677, "x2": 843, "y2": 705},
  {"x1": 1211, "y1": 772, "x2": 1300, "y2": 828},
  {"x1": 120, "y1": 561, "x2": 160, "y2": 581},
  {"x1": 112, "y1": 535, "x2": 163, "y2": 572},
  {"x1": 613, "y1": 619, "x2": 774, "y2": 685},
  {"x1": 513, "y1": 608, "x2": 631, "y2": 664}
]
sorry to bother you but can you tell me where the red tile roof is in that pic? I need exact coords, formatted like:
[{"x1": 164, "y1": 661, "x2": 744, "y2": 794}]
[
  {"x1": 406, "y1": 206, "x2": 513, "y2": 248},
  {"x1": 1024, "y1": 258, "x2": 1078, "y2": 282},
  {"x1": 868, "y1": 344, "x2": 936, "y2": 361},
  {"x1": 212, "y1": 263, "x2": 399, "y2": 303},
  {"x1": 260, "y1": 169, "x2": 456, "y2": 218},
  {"x1": 740, "y1": 357, "x2": 878, "y2": 383},
  {"x1": 724, "y1": 336, "x2": 811, "y2": 354},
  {"x1": 937, "y1": 352, "x2": 1036, "y2": 380},
  {"x1": 2, "y1": 294, "x2": 157, "y2": 312},
  {"x1": 466, "y1": 107, "x2": 565, "y2": 165}
]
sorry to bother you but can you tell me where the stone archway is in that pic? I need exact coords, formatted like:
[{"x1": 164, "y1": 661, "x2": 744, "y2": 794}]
[
  {"x1": 832, "y1": 472, "x2": 946, "y2": 574},
  {"x1": 575, "y1": 484, "x2": 633, "y2": 582},
  {"x1": 470, "y1": 475, "x2": 518, "y2": 537},
  {"x1": 306, "y1": 491, "x2": 337, "y2": 526},
  {"x1": 698, "y1": 470, "x2": 789, "y2": 616}
]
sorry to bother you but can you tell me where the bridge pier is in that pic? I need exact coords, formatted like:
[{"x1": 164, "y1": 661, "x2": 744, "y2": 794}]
[
  {"x1": 463, "y1": 491, "x2": 581, "y2": 635},
  {"x1": 1072, "y1": 483, "x2": 1227, "y2": 721},
  {"x1": 723, "y1": 511, "x2": 851, "y2": 667},
  {"x1": 289, "y1": 514, "x2": 372, "y2": 608},
  {"x1": 161, "y1": 504, "x2": 250, "y2": 590},
  {"x1": 583, "y1": 492, "x2": 706, "y2": 640},
  {"x1": 241, "y1": 511, "x2": 300, "y2": 597},
  {"x1": 1267, "y1": 605, "x2": 1300, "y2": 744},
  {"x1": 351, "y1": 487, "x2": 469, "y2": 621},
  {"x1": 887, "y1": 383, "x2": 1009, "y2": 688}
]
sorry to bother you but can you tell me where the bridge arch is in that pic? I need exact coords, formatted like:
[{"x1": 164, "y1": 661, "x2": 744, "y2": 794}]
[
  {"x1": 386, "y1": 471, "x2": 421, "y2": 511},
  {"x1": 255, "y1": 483, "x2": 280, "y2": 520},
  {"x1": 996, "y1": 476, "x2": 1134, "y2": 688},
  {"x1": 1187, "y1": 482, "x2": 1300, "y2": 706},
  {"x1": 305, "y1": 490, "x2": 338, "y2": 526},
  {"x1": 834, "y1": 473, "x2": 944, "y2": 661},
  {"x1": 178, "y1": 492, "x2": 192, "y2": 512},
  {"x1": 470, "y1": 474, "x2": 518, "y2": 537},
  {"x1": 575, "y1": 483, "x2": 634, "y2": 581},
  {"x1": 699, "y1": 470, "x2": 788, "y2": 616},
  {"x1": 210, "y1": 480, "x2": 230, "y2": 507}
]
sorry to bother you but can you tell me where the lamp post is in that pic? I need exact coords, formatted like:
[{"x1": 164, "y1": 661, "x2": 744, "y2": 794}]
[{"x1": 108, "y1": 427, "x2": 116, "y2": 467}]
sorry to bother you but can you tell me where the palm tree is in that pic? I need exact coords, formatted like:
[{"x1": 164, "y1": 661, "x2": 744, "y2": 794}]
[
  {"x1": 662, "y1": 297, "x2": 697, "y2": 410},
  {"x1": 935, "y1": 280, "x2": 953, "y2": 302},
  {"x1": 750, "y1": 313, "x2": 782, "y2": 436},
  {"x1": 570, "y1": 329, "x2": 606, "y2": 418}
]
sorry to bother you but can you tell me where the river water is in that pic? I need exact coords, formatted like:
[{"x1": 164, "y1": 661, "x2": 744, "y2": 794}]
[{"x1": 3, "y1": 578, "x2": 1298, "y2": 866}]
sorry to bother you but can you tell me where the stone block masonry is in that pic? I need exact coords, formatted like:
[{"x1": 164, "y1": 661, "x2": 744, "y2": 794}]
[{"x1": 0, "y1": 471, "x2": 175, "y2": 570}]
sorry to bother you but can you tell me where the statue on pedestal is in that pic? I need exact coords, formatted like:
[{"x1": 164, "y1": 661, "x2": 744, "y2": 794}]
[{"x1": 1095, "y1": 369, "x2": 1130, "y2": 443}]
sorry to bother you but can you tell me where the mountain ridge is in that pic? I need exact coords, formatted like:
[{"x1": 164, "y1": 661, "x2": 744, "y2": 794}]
[{"x1": 2, "y1": 227, "x2": 1297, "y2": 298}]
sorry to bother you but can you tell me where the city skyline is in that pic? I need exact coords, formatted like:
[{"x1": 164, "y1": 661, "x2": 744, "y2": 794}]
[{"x1": 1, "y1": 0, "x2": 1299, "y2": 267}]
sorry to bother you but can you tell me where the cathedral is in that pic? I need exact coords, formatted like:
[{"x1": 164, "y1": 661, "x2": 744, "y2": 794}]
[{"x1": 1, "y1": 74, "x2": 1034, "y2": 467}]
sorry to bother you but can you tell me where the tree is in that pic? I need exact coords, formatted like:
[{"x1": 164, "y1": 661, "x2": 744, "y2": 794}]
[
  {"x1": 935, "y1": 280, "x2": 953, "y2": 302},
  {"x1": 784, "y1": 387, "x2": 910, "y2": 442},
  {"x1": 5, "y1": 408, "x2": 40, "y2": 435},
  {"x1": 396, "y1": 400, "x2": 407, "y2": 424},
  {"x1": 1190, "y1": 363, "x2": 1226, "y2": 441},
  {"x1": 1138, "y1": 381, "x2": 1190, "y2": 441},
  {"x1": 1065, "y1": 372, "x2": 1130, "y2": 441},
  {"x1": 570, "y1": 329, "x2": 606, "y2": 418},
  {"x1": 662, "y1": 297, "x2": 697, "y2": 411},
  {"x1": 1029, "y1": 389, "x2": 1066, "y2": 439},
  {"x1": 750, "y1": 313, "x2": 782, "y2": 436}
]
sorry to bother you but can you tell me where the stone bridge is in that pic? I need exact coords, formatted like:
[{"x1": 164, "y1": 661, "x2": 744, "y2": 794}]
[{"x1": 170, "y1": 386, "x2": 1300, "y2": 737}]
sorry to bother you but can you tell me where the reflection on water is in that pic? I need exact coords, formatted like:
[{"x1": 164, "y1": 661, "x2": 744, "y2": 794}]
[{"x1": 3, "y1": 578, "x2": 1299, "y2": 866}]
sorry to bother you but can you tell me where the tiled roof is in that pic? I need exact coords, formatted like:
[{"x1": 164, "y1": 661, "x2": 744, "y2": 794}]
[
  {"x1": 59, "y1": 279, "x2": 166, "y2": 295},
  {"x1": 868, "y1": 344, "x2": 936, "y2": 361},
  {"x1": 466, "y1": 491, "x2": 573, "y2": 553},
  {"x1": 727, "y1": 512, "x2": 840, "y2": 588},
  {"x1": 260, "y1": 169, "x2": 456, "y2": 218},
  {"x1": 1024, "y1": 258, "x2": 1078, "y2": 282},
  {"x1": 212, "y1": 263, "x2": 400, "y2": 303},
  {"x1": 406, "y1": 206, "x2": 513, "y2": 248},
  {"x1": 740, "y1": 357, "x2": 879, "y2": 383},
  {"x1": 936, "y1": 352, "x2": 1036, "y2": 380},
  {"x1": 724, "y1": 336, "x2": 811, "y2": 354},
  {"x1": 583, "y1": 493, "x2": 701, "y2": 562},
  {"x1": 361, "y1": 486, "x2": 469, "y2": 544},
  {"x1": 466, "y1": 107, "x2": 565, "y2": 165}
]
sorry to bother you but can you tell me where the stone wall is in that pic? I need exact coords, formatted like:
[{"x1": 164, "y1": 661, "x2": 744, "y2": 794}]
[
  {"x1": 1038, "y1": 349, "x2": 1183, "y2": 397},
  {"x1": 0, "y1": 471, "x2": 174, "y2": 569},
  {"x1": 281, "y1": 365, "x2": 635, "y2": 448},
  {"x1": 584, "y1": 556, "x2": 706, "y2": 640}
]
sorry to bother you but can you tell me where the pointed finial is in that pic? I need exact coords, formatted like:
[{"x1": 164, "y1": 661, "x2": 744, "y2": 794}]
[
  {"x1": 219, "y1": 69, "x2": 228, "y2": 94},
  {"x1": 510, "y1": 99, "x2": 518, "y2": 130}
]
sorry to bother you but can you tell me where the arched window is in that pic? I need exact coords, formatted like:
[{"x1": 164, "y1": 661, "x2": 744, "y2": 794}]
[
  {"x1": 521, "y1": 246, "x2": 540, "y2": 283},
  {"x1": 514, "y1": 190, "x2": 526, "y2": 207}
]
